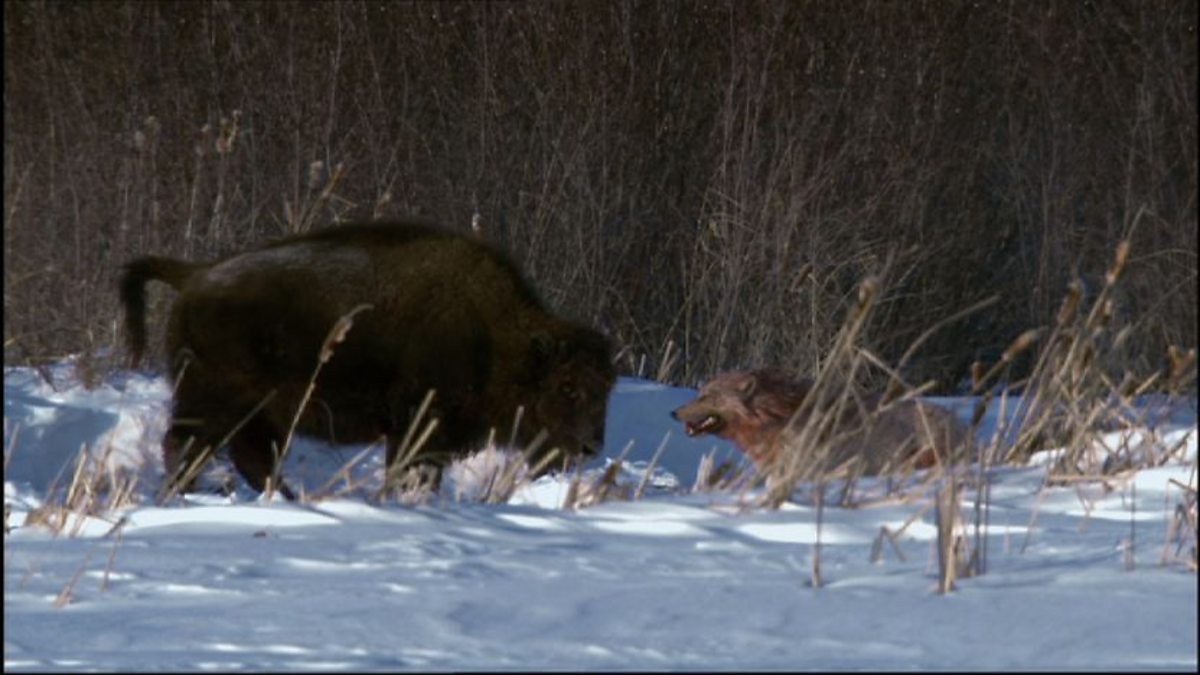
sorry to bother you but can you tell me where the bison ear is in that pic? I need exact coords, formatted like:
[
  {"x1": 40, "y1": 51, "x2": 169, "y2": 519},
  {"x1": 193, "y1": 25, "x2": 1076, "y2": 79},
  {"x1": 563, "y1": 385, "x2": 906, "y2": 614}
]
[
  {"x1": 526, "y1": 330, "x2": 560, "y2": 380},
  {"x1": 525, "y1": 324, "x2": 613, "y2": 382},
  {"x1": 574, "y1": 326, "x2": 613, "y2": 365},
  {"x1": 531, "y1": 331, "x2": 558, "y2": 361}
]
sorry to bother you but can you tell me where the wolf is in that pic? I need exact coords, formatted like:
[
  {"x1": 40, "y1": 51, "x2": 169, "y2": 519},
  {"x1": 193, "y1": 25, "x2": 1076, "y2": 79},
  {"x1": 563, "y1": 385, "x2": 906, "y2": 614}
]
[{"x1": 672, "y1": 368, "x2": 974, "y2": 478}]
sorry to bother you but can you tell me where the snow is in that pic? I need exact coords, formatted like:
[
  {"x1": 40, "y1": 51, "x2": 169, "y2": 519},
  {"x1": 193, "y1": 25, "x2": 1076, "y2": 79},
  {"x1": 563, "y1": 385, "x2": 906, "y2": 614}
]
[{"x1": 4, "y1": 362, "x2": 1197, "y2": 671}]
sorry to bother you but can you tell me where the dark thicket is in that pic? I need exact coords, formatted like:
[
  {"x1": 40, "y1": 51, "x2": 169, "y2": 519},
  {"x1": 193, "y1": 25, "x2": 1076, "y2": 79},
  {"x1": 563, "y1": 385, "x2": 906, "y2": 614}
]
[{"x1": 4, "y1": 0, "x2": 1196, "y2": 391}]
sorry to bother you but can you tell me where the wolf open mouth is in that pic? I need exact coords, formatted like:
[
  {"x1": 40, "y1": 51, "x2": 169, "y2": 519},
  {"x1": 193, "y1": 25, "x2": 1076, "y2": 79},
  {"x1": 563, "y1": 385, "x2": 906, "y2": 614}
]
[{"x1": 685, "y1": 414, "x2": 723, "y2": 436}]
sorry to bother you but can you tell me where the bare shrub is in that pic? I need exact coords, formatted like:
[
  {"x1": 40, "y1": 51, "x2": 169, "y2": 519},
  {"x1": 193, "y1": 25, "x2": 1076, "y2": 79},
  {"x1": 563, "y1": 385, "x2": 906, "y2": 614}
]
[{"x1": 2, "y1": 2, "x2": 1193, "y2": 393}]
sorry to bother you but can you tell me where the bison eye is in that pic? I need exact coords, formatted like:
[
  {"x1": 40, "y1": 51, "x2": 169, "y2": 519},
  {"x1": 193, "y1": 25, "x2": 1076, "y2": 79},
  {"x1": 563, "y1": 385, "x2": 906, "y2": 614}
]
[{"x1": 559, "y1": 383, "x2": 578, "y2": 400}]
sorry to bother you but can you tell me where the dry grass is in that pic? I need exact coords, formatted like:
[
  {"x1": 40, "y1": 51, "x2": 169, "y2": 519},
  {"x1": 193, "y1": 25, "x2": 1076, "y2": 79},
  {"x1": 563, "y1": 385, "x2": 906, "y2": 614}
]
[
  {"x1": 963, "y1": 238, "x2": 1197, "y2": 510},
  {"x1": 691, "y1": 451, "x2": 756, "y2": 494},
  {"x1": 4, "y1": 2, "x2": 1194, "y2": 395},
  {"x1": 448, "y1": 440, "x2": 531, "y2": 506},
  {"x1": 934, "y1": 477, "x2": 973, "y2": 594},
  {"x1": 1161, "y1": 476, "x2": 1198, "y2": 571},
  {"x1": 20, "y1": 441, "x2": 141, "y2": 538}
]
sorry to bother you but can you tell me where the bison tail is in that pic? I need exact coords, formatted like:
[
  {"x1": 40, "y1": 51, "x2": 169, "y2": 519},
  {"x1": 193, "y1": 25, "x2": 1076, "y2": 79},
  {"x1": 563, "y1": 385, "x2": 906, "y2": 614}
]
[{"x1": 119, "y1": 256, "x2": 200, "y2": 369}]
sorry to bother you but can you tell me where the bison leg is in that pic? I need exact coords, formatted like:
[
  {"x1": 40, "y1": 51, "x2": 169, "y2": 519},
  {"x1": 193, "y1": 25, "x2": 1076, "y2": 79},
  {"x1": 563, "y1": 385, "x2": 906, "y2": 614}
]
[
  {"x1": 159, "y1": 419, "x2": 225, "y2": 501},
  {"x1": 162, "y1": 408, "x2": 296, "y2": 501},
  {"x1": 158, "y1": 351, "x2": 235, "y2": 500},
  {"x1": 161, "y1": 361, "x2": 297, "y2": 500},
  {"x1": 159, "y1": 406, "x2": 297, "y2": 501},
  {"x1": 226, "y1": 413, "x2": 296, "y2": 500},
  {"x1": 159, "y1": 407, "x2": 256, "y2": 501}
]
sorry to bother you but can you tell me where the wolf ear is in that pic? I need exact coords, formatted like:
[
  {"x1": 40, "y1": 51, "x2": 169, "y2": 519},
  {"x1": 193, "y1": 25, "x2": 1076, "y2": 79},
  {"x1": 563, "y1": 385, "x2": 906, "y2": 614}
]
[{"x1": 737, "y1": 372, "x2": 759, "y2": 397}]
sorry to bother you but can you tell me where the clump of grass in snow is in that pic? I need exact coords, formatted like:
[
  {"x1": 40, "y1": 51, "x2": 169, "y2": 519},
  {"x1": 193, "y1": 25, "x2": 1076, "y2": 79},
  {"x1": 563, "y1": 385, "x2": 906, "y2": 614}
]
[
  {"x1": 691, "y1": 450, "x2": 755, "y2": 493},
  {"x1": 449, "y1": 439, "x2": 530, "y2": 505},
  {"x1": 1160, "y1": 476, "x2": 1197, "y2": 571},
  {"x1": 934, "y1": 476, "x2": 974, "y2": 593},
  {"x1": 18, "y1": 440, "x2": 140, "y2": 538},
  {"x1": 975, "y1": 234, "x2": 1193, "y2": 480},
  {"x1": 563, "y1": 460, "x2": 631, "y2": 510},
  {"x1": 967, "y1": 237, "x2": 1197, "y2": 572}
]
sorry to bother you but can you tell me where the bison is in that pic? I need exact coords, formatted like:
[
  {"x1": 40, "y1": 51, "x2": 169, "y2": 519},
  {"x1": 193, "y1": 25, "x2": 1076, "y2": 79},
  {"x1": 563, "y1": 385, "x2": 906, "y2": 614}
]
[
  {"x1": 121, "y1": 219, "x2": 616, "y2": 500},
  {"x1": 671, "y1": 368, "x2": 974, "y2": 479}
]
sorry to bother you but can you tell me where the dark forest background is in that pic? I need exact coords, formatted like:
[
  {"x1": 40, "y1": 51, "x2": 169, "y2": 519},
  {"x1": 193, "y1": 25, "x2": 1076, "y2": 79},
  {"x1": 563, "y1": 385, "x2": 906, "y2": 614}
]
[{"x1": 4, "y1": 0, "x2": 1196, "y2": 391}]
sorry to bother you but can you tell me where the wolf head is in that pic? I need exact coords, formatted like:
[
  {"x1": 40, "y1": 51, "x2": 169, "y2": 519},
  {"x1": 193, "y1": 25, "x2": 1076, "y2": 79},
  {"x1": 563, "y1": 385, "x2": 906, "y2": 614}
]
[{"x1": 670, "y1": 368, "x2": 814, "y2": 466}]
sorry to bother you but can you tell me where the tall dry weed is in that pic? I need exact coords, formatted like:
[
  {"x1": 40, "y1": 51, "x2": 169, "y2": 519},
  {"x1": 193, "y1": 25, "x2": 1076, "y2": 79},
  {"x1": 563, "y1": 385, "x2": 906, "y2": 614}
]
[{"x1": 3, "y1": 1, "x2": 1193, "y2": 392}]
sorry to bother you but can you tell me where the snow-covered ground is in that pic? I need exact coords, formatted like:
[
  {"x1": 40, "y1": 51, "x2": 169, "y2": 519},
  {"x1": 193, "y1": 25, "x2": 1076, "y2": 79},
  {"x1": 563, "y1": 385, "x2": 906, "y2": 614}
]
[{"x1": 4, "y1": 361, "x2": 1197, "y2": 671}]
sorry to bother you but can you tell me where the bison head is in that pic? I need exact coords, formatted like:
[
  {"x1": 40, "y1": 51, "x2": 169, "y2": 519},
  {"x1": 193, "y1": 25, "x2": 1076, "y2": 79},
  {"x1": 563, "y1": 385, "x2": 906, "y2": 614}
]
[{"x1": 516, "y1": 323, "x2": 616, "y2": 475}]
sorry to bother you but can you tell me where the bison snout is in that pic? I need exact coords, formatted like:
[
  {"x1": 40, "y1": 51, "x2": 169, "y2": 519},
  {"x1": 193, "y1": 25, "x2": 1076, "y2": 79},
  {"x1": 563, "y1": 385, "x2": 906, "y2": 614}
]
[{"x1": 581, "y1": 438, "x2": 603, "y2": 457}]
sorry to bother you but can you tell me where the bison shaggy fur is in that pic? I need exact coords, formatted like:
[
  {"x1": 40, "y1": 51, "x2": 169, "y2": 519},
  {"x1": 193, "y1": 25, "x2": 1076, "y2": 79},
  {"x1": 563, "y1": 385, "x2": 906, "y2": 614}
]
[
  {"x1": 121, "y1": 219, "x2": 616, "y2": 499},
  {"x1": 672, "y1": 368, "x2": 974, "y2": 478}
]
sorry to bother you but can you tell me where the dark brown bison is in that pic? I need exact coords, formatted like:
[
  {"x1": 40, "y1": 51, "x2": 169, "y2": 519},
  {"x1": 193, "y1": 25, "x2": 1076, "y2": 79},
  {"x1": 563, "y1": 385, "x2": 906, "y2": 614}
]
[
  {"x1": 672, "y1": 368, "x2": 974, "y2": 478},
  {"x1": 121, "y1": 219, "x2": 616, "y2": 500}
]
